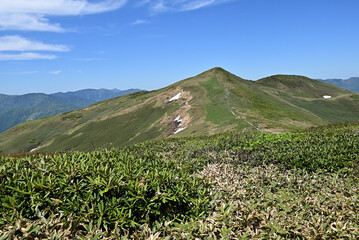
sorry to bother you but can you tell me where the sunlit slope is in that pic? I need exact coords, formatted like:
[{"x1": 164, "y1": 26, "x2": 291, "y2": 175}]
[
  {"x1": 255, "y1": 75, "x2": 359, "y2": 125},
  {"x1": 187, "y1": 69, "x2": 359, "y2": 133},
  {"x1": 0, "y1": 89, "x2": 182, "y2": 153},
  {"x1": 1, "y1": 67, "x2": 359, "y2": 154},
  {"x1": 0, "y1": 72, "x2": 211, "y2": 153}
]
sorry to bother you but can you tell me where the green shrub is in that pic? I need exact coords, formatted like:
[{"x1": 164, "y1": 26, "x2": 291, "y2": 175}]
[
  {"x1": 1, "y1": 123, "x2": 358, "y2": 238},
  {"x1": 0, "y1": 148, "x2": 212, "y2": 235}
]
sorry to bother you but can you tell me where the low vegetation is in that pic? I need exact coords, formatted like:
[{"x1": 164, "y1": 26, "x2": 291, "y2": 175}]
[
  {"x1": 1, "y1": 123, "x2": 358, "y2": 239},
  {"x1": 2, "y1": 68, "x2": 359, "y2": 154}
]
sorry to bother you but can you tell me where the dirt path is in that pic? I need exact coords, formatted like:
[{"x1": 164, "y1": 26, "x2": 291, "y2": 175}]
[{"x1": 213, "y1": 73, "x2": 262, "y2": 132}]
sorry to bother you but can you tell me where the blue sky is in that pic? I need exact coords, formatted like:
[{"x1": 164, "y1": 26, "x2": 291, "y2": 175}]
[{"x1": 1, "y1": 0, "x2": 358, "y2": 95}]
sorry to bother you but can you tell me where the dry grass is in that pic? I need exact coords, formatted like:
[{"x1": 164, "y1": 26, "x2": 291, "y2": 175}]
[
  {"x1": 193, "y1": 162, "x2": 358, "y2": 239},
  {"x1": 112, "y1": 160, "x2": 359, "y2": 239}
]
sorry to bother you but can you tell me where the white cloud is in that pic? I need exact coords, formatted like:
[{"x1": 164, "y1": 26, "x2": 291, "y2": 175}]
[
  {"x1": 131, "y1": 19, "x2": 150, "y2": 25},
  {"x1": 50, "y1": 70, "x2": 62, "y2": 74},
  {"x1": 0, "y1": 13, "x2": 64, "y2": 32},
  {"x1": 140, "y1": 0, "x2": 231, "y2": 13},
  {"x1": 0, "y1": 0, "x2": 127, "y2": 15},
  {"x1": 0, "y1": 0, "x2": 127, "y2": 32},
  {"x1": 0, "y1": 53, "x2": 57, "y2": 61},
  {"x1": 0, "y1": 35, "x2": 69, "y2": 61},
  {"x1": 0, "y1": 35, "x2": 69, "y2": 52},
  {"x1": 180, "y1": 0, "x2": 216, "y2": 11}
]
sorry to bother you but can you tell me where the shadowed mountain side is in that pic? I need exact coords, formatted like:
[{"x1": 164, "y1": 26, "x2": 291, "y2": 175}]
[{"x1": 1, "y1": 68, "x2": 359, "y2": 154}]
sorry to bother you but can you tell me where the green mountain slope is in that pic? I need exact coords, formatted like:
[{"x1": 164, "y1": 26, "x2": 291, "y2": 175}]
[
  {"x1": 0, "y1": 93, "x2": 88, "y2": 133},
  {"x1": 0, "y1": 89, "x2": 142, "y2": 133},
  {"x1": 1, "y1": 68, "x2": 359, "y2": 154},
  {"x1": 0, "y1": 103, "x2": 78, "y2": 133}
]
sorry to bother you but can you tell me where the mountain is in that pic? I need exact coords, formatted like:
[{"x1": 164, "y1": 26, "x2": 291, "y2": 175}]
[
  {"x1": 0, "y1": 89, "x2": 142, "y2": 133},
  {"x1": 319, "y1": 77, "x2": 359, "y2": 93},
  {"x1": 1, "y1": 67, "x2": 359, "y2": 154},
  {"x1": 51, "y1": 88, "x2": 140, "y2": 102}
]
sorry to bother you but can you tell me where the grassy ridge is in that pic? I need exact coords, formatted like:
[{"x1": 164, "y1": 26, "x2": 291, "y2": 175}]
[
  {"x1": 2, "y1": 68, "x2": 359, "y2": 154},
  {"x1": 43, "y1": 101, "x2": 180, "y2": 152},
  {"x1": 1, "y1": 123, "x2": 358, "y2": 238},
  {"x1": 0, "y1": 89, "x2": 173, "y2": 154}
]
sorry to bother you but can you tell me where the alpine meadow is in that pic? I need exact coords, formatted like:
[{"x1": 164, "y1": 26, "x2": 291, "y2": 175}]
[
  {"x1": 1, "y1": 0, "x2": 359, "y2": 239},
  {"x1": 1, "y1": 68, "x2": 359, "y2": 239},
  {"x1": 1, "y1": 68, "x2": 359, "y2": 154}
]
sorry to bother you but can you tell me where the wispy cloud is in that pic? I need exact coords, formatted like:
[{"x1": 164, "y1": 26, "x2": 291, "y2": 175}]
[
  {"x1": 50, "y1": 70, "x2": 62, "y2": 74},
  {"x1": 74, "y1": 57, "x2": 104, "y2": 61},
  {"x1": 0, "y1": 35, "x2": 69, "y2": 52},
  {"x1": 139, "y1": 0, "x2": 231, "y2": 13},
  {"x1": 131, "y1": 19, "x2": 150, "y2": 25},
  {"x1": 136, "y1": 0, "x2": 152, "y2": 7},
  {"x1": 0, "y1": 13, "x2": 65, "y2": 32},
  {"x1": 0, "y1": 35, "x2": 68, "y2": 61},
  {"x1": 0, "y1": 71, "x2": 38, "y2": 75},
  {"x1": 0, "y1": 53, "x2": 57, "y2": 61},
  {"x1": 0, "y1": 0, "x2": 127, "y2": 32},
  {"x1": 181, "y1": 0, "x2": 216, "y2": 11}
]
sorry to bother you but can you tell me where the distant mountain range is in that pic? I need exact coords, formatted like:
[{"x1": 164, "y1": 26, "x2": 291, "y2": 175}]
[
  {"x1": 1, "y1": 67, "x2": 359, "y2": 154},
  {"x1": 318, "y1": 77, "x2": 359, "y2": 93},
  {"x1": 0, "y1": 89, "x2": 142, "y2": 133}
]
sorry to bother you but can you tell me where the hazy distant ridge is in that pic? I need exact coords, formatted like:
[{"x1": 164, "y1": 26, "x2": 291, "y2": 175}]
[
  {"x1": 51, "y1": 88, "x2": 141, "y2": 102},
  {"x1": 319, "y1": 77, "x2": 359, "y2": 93},
  {"x1": 0, "y1": 88, "x2": 142, "y2": 133}
]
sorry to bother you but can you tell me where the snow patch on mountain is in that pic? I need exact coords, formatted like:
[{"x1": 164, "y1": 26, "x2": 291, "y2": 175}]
[{"x1": 169, "y1": 93, "x2": 182, "y2": 102}]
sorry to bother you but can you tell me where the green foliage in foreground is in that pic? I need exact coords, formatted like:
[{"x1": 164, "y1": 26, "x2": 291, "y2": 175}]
[
  {"x1": 0, "y1": 149, "x2": 211, "y2": 237},
  {"x1": 0, "y1": 123, "x2": 358, "y2": 238}
]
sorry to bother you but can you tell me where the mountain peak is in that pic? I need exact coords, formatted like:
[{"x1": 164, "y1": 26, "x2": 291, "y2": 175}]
[
  {"x1": 1, "y1": 69, "x2": 359, "y2": 154},
  {"x1": 197, "y1": 67, "x2": 229, "y2": 76},
  {"x1": 208, "y1": 67, "x2": 231, "y2": 74}
]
